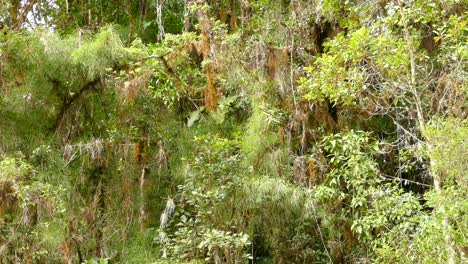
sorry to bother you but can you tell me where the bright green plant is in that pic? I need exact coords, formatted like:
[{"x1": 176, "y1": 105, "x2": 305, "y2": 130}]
[
  {"x1": 158, "y1": 135, "x2": 251, "y2": 262},
  {"x1": 0, "y1": 156, "x2": 65, "y2": 263}
]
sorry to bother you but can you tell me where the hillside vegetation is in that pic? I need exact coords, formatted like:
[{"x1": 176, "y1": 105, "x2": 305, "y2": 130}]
[{"x1": 0, "y1": 0, "x2": 466, "y2": 263}]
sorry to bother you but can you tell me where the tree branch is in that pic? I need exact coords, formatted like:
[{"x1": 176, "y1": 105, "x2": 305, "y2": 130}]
[{"x1": 52, "y1": 78, "x2": 102, "y2": 132}]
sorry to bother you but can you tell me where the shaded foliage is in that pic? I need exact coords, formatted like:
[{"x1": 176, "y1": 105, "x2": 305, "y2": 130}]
[{"x1": 0, "y1": 0, "x2": 466, "y2": 263}]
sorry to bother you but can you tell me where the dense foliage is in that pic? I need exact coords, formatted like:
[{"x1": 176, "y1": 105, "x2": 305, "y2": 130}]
[{"x1": 0, "y1": 0, "x2": 466, "y2": 263}]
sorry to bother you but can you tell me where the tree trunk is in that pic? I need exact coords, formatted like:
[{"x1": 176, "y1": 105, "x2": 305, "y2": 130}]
[
  {"x1": 399, "y1": 2, "x2": 456, "y2": 262},
  {"x1": 225, "y1": 0, "x2": 235, "y2": 30}
]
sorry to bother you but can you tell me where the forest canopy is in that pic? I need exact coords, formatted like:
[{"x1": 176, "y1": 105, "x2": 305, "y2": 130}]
[{"x1": 0, "y1": 0, "x2": 467, "y2": 263}]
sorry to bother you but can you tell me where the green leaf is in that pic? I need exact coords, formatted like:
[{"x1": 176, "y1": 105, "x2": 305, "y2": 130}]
[
  {"x1": 187, "y1": 106, "x2": 205, "y2": 127},
  {"x1": 209, "y1": 110, "x2": 227, "y2": 124}
]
